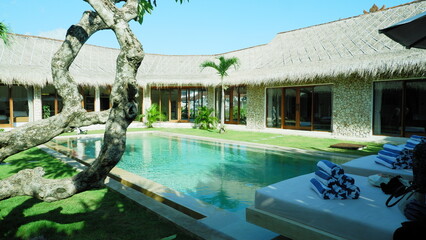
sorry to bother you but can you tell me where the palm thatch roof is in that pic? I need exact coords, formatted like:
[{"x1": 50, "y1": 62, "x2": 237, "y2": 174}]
[{"x1": 1, "y1": 0, "x2": 425, "y2": 88}]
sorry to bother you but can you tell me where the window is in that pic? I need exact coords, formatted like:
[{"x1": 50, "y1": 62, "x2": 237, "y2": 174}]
[
  {"x1": 151, "y1": 87, "x2": 207, "y2": 122},
  {"x1": 374, "y1": 80, "x2": 426, "y2": 137},
  {"x1": 223, "y1": 86, "x2": 247, "y2": 125},
  {"x1": 79, "y1": 87, "x2": 95, "y2": 112},
  {"x1": 313, "y1": 86, "x2": 332, "y2": 131},
  {"x1": 266, "y1": 88, "x2": 282, "y2": 128},
  {"x1": 41, "y1": 85, "x2": 63, "y2": 118},
  {"x1": 0, "y1": 85, "x2": 10, "y2": 126},
  {"x1": 266, "y1": 85, "x2": 332, "y2": 131},
  {"x1": 99, "y1": 86, "x2": 111, "y2": 111},
  {"x1": 0, "y1": 85, "x2": 30, "y2": 127}
]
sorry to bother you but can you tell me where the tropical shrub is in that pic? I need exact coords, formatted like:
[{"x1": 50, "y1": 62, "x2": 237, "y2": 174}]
[
  {"x1": 42, "y1": 105, "x2": 51, "y2": 119},
  {"x1": 194, "y1": 106, "x2": 218, "y2": 130},
  {"x1": 135, "y1": 114, "x2": 144, "y2": 122},
  {"x1": 144, "y1": 104, "x2": 165, "y2": 128}
]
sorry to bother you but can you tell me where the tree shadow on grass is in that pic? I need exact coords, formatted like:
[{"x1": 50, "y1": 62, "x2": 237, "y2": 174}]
[
  {"x1": 1, "y1": 148, "x2": 194, "y2": 240},
  {"x1": 0, "y1": 188, "x2": 194, "y2": 240},
  {"x1": 4, "y1": 148, "x2": 76, "y2": 179}
]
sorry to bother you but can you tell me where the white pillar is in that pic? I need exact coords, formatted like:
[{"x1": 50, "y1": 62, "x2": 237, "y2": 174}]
[
  {"x1": 33, "y1": 86, "x2": 42, "y2": 121},
  {"x1": 143, "y1": 86, "x2": 151, "y2": 122},
  {"x1": 94, "y1": 86, "x2": 101, "y2": 112}
]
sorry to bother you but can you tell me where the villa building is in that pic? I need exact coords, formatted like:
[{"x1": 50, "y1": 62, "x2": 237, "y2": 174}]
[{"x1": 1, "y1": 1, "x2": 425, "y2": 139}]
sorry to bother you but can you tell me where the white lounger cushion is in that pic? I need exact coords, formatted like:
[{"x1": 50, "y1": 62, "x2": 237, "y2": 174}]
[
  {"x1": 342, "y1": 155, "x2": 413, "y2": 180},
  {"x1": 254, "y1": 173, "x2": 407, "y2": 240}
]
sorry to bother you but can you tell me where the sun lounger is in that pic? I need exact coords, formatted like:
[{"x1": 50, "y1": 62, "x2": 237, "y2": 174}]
[
  {"x1": 246, "y1": 173, "x2": 407, "y2": 240},
  {"x1": 342, "y1": 155, "x2": 413, "y2": 180}
]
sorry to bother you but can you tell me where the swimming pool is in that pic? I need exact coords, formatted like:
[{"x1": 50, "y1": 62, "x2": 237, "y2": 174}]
[{"x1": 53, "y1": 132, "x2": 345, "y2": 214}]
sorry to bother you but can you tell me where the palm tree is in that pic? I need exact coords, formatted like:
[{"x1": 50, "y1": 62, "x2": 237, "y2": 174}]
[
  {"x1": 0, "y1": 22, "x2": 10, "y2": 44},
  {"x1": 200, "y1": 56, "x2": 240, "y2": 133}
]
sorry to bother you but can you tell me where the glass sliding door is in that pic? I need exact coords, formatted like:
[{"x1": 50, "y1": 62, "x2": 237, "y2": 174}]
[
  {"x1": 266, "y1": 88, "x2": 282, "y2": 128},
  {"x1": 373, "y1": 80, "x2": 426, "y2": 137},
  {"x1": 160, "y1": 90, "x2": 169, "y2": 121},
  {"x1": 151, "y1": 87, "x2": 207, "y2": 122},
  {"x1": 224, "y1": 88, "x2": 231, "y2": 122},
  {"x1": 42, "y1": 85, "x2": 63, "y2": 118},
  {"x1": 405, "y1": 81, "x2": 426, "y2": 136},
  {"x1": 0, "y1": 85, "x2": 31, "y2": 127},
  {"x1": 181, "y1": 89, "x2": 189, "y2": 121},
  {"x1": 0, "y1": 85, "x2": 11, "y2": 127},
  {"x1": 99, "y1": 86, "x2": 111, "y2": 111},
  {"x1": 266, "y1": 85, "x2": 332, "y2": 132},
  {"x1": 299, "y1": 87, "x2": 313, "y2": 128},
  {"x1": 284, "y1": 88, "x2": 297, "y2": 127},
  {"x1": 239, "y1": 87, "x2": 247, "y2": 124},
  {"x1": 170, "y1": 89, "x2": 178, "y2": 121},
  {"x1": 11, "y1": 86, "x2": 29, "y2": 124},
  {"x1": 80, "y1": 87, "x2": 95, "y2": 112},
  {"x1": 223, "y1": 86, "x2": 247, "y2": 125},
  {"x1": 373, "y1": 81, "x2": 403, "y2": 136},
  {"x1": 313, "y1": 85, "x2": 332, "y2": 131}
]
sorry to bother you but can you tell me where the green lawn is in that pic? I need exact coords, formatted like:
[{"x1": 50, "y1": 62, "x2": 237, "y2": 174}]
[
  {"x1": 65, "y1": 127, "x2": 385, "y2": 156},
  {"x1": 0, "y1": 148, "x2": 195, "y2": 240},
  {"x1": 126, "y1": 128, "x2": 382, "y2": 157}
]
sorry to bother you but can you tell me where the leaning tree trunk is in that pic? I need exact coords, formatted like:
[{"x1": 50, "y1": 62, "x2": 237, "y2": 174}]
[
  {"x1": 0, "y1": 0, "x2": 143, "y2": 201},
  {"x1": 0, "y1": 10, "x2": 112, "y2": 163},
  {"x1": 220, "y1": 77, "x2": 225, "y2": 133}
]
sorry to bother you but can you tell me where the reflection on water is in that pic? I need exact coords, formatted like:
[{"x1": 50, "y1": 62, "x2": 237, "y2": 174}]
[{"x1": 54, "y1": 133, "x2": 335, "y2": 213}]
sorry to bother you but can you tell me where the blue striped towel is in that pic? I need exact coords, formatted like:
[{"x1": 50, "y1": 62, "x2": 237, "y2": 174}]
[
  {"x1": 411, "y1": 135, "x2": 426, "y2": 142},
  {"x1": 310, "y1": 178, "x2": 360, "y2": 200},
  {"x1": 383, "y1": 144, "x2": 403, "y2": 154},
  {"x1": 317, "y1": 160, "x2": 344, "y2": 179},
  {"x1": 405, "y1": 139, "x2": 421, "y2": 150},
  {"x1": 375, "y1": 155, "x2": 396, "y2": 169},
  {"x1": 314, "y1": 170, "x2": 343, "y2": 193},
  {"x1": 378, "y1": 150, "x2": 399, "y2": 158}
]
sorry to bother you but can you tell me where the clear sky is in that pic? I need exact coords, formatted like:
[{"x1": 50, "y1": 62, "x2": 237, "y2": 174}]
[{"x1": 0, "y1": 0, "x2": 413, "y2": 55}]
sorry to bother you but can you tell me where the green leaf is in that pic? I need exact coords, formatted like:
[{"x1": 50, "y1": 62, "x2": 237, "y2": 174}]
[
  {"x1": 0, "y1": 22, "x2": 10, "y2": 45},
  {"x1": 160, "y1": 235, "x2": 177, "y2": 240},
  {"x1": 137, "y1": 0, "x2": 154, "y2": 24},
  {"x1": 136, "y1": 0, "x2": 189, "y2": 25}
]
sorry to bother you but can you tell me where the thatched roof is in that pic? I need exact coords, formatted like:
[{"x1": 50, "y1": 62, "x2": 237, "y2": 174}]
[{"x1": 1, "y1": 0, "x2": 425, "y2": 88}]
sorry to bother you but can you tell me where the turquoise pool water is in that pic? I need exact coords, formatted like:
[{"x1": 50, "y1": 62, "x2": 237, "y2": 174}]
[{"x1": 54, "y1": 133, "x2": 337, "y2": 213}]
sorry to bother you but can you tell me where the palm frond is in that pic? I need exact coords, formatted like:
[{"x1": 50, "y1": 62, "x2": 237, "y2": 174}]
[
  {"x1": 200, "y1": 61, "x2": 220, "y2": 72},
  {"x1": 0, "y1": 22, "x2": 10, "y2": 45}
]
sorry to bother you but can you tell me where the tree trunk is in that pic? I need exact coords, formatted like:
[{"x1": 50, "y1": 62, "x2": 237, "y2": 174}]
[
  {"x1": 0, "y1": 9, "x2": 110, "y2": 163},
  {"x1": 0, "y1": 0, "x2": 143, "y2": 201},
  {"x1": 220, "y1": 78, "x2": 225, "y2": 133}
]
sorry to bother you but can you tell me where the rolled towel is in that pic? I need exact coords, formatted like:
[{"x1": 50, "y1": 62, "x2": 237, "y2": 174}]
[
  {"x1": 314, "y1": 170, "x2": 343, "y2": 193},
  {"x1": 383, "y1": 144, "x2": 403, "y2": 154},
  {"x1": 410, "y1": 135, "x2": 426, "y2": 142},
  {"x1": 405, "y1": 139, "x2": 420, "y2": 149},
  {"x1": 310, "y1": 178, "x2": 341, "y2": 200},
  {"x1": 339, "y1": 174, "x2": 356, "y2": 187},
  {"x1": 375, "y1": 155, "x2": 396, "y2": 169},
  {"x1": 310, "y1": 178, "x2": 358, "y2": 200},
  {"x1": 377, "y1": 151, "x2": 397, "y2": 163},
  {"x1": 344, "y1": 184, "x2": 361, "y2": 199},
  {"x1": 395, "y1": 148, "x2": 413, "y2": 162},
  {"x1": 378, "y1": 150, "x2": 399, "y2": 158},
  {"x1": 317, "y1": 160, "x2": 344, "y2": 179}
]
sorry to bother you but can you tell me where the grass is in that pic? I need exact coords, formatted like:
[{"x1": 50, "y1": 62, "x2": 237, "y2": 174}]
[
  {"x1": 2, "y1": 127, "x2": 390, "y2": 239},
  {"x1": 132, "y1": 128, "x2": 383, "y2": 157},
  {"x1": 63, "y1": 127, "x2": 385, "y2": 156},
  {"x1": 0, "y1": 148, "x2": 195, "y2": 240}
]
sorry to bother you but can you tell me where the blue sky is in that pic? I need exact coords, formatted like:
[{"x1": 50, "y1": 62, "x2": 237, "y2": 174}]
[{"x1": 0, "y1": 0, "x2": 412, "y2": 55}]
